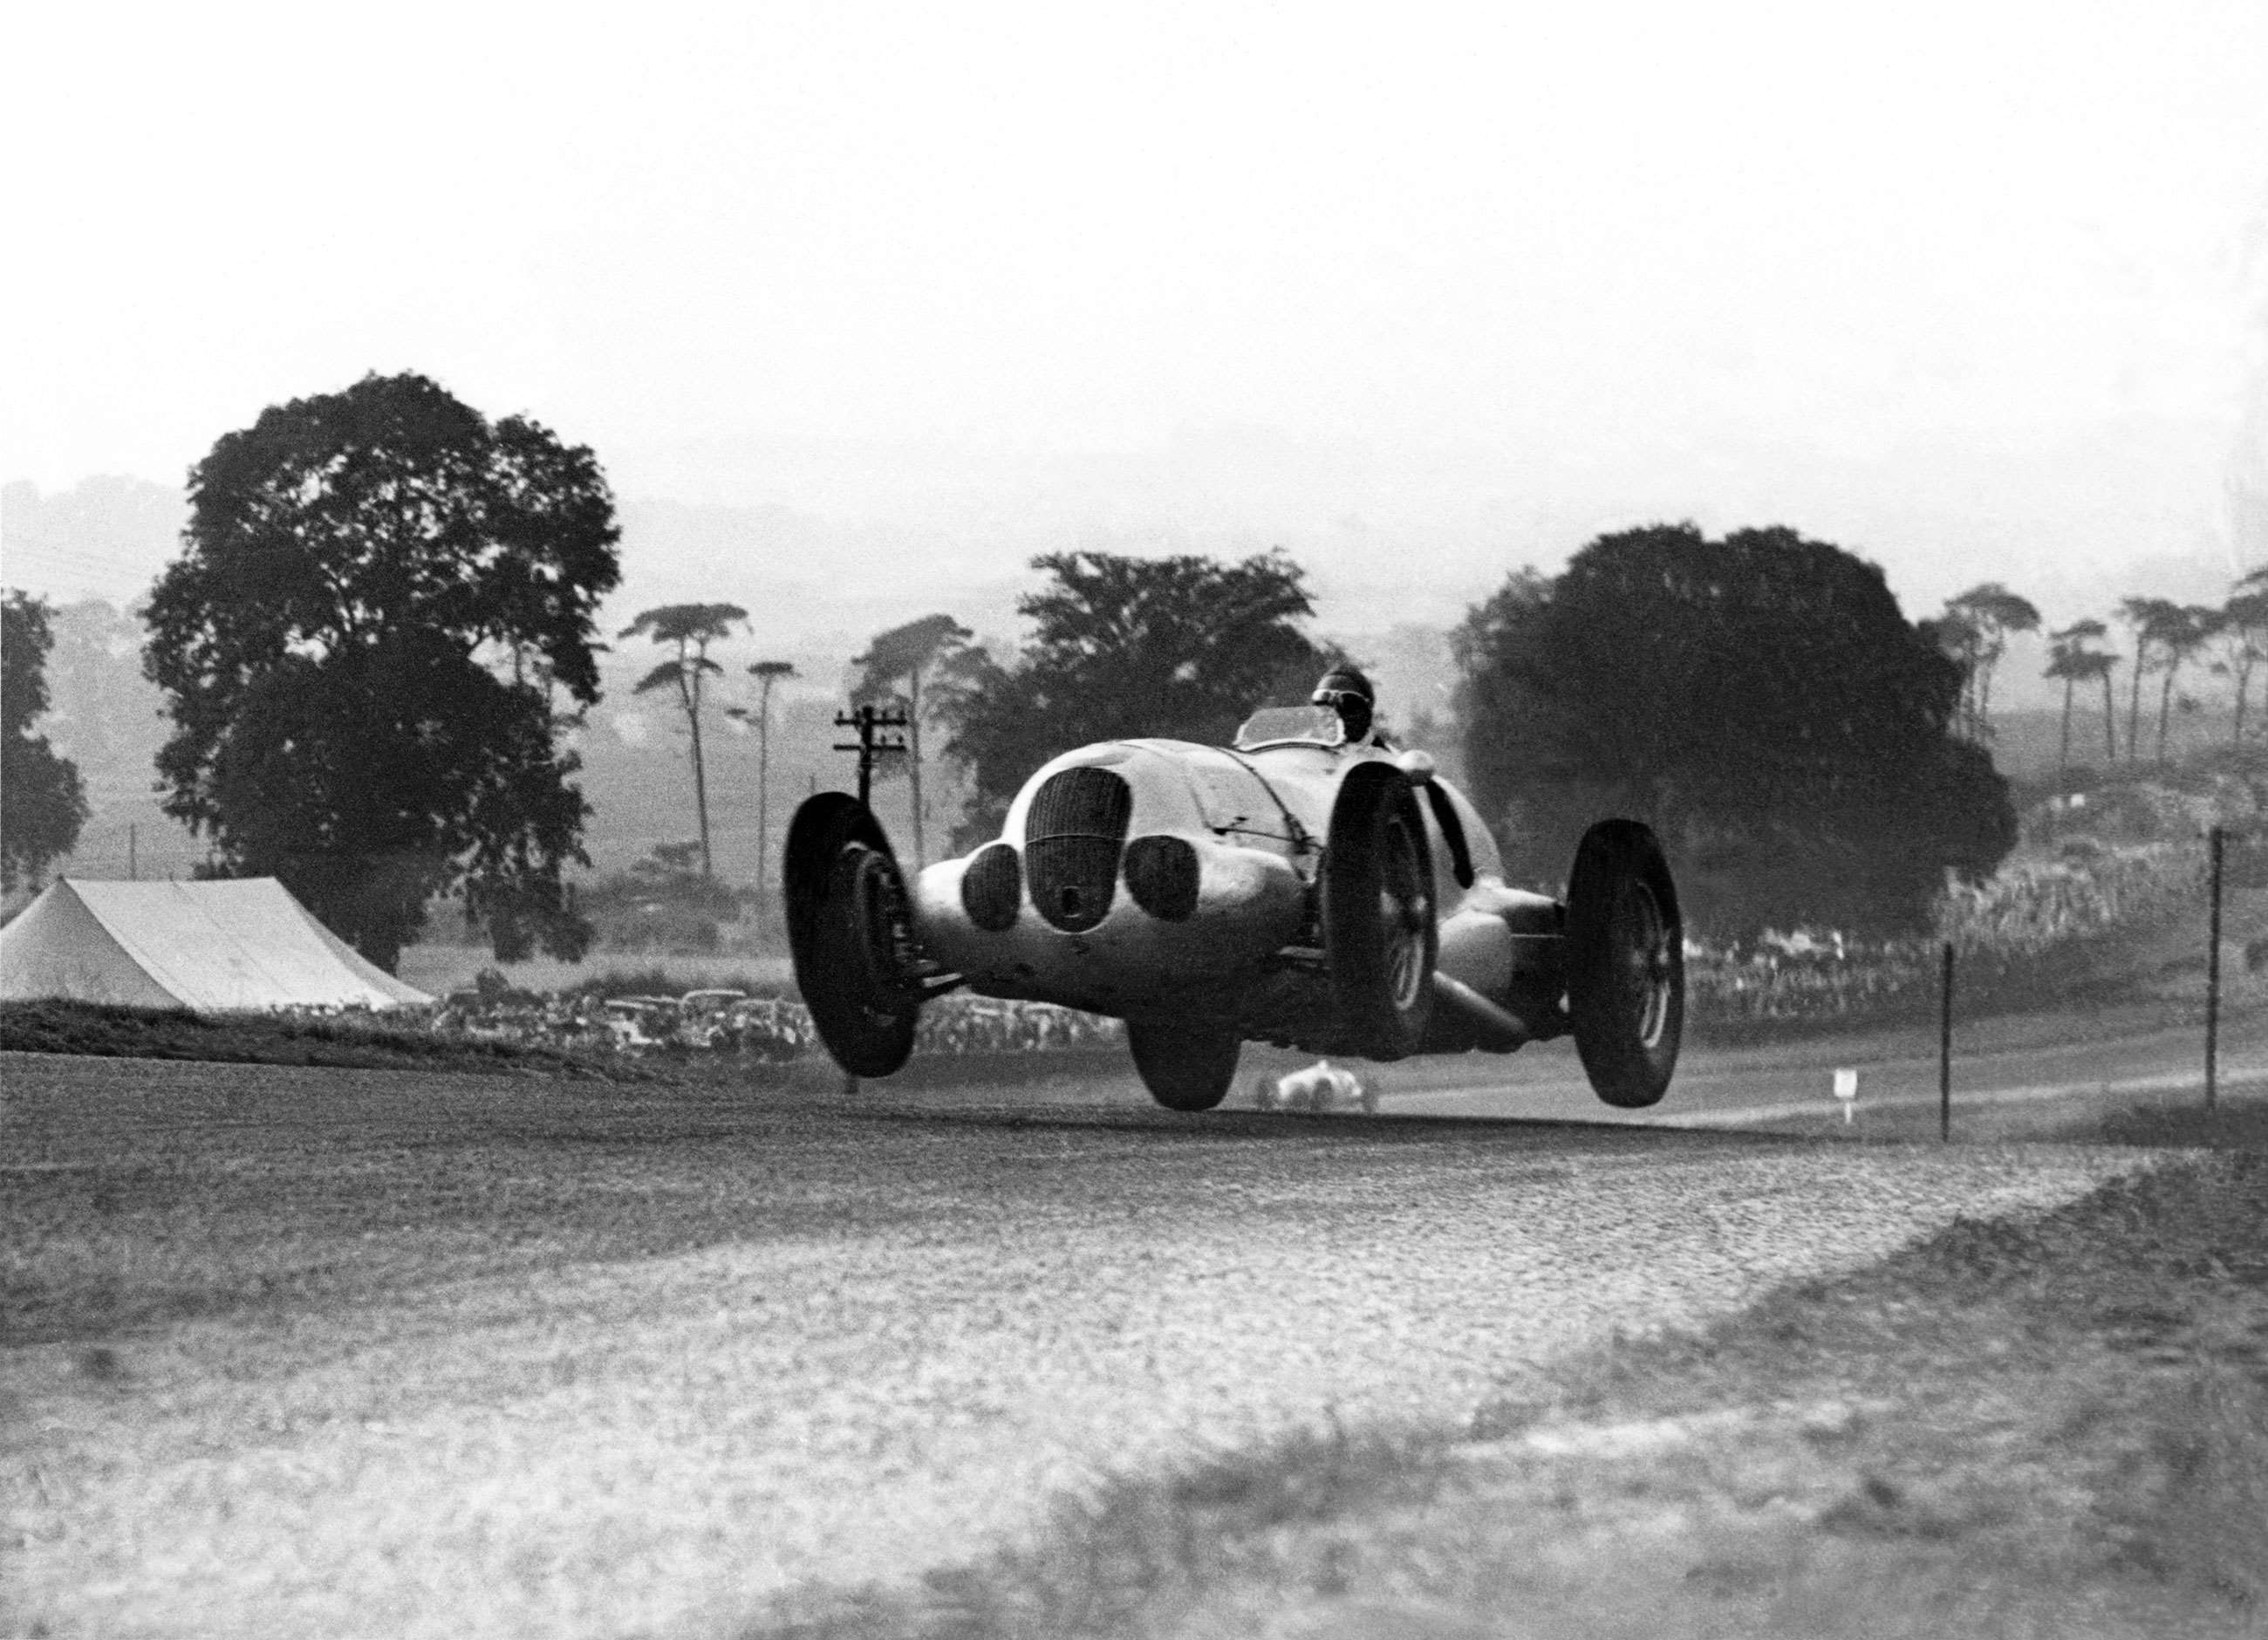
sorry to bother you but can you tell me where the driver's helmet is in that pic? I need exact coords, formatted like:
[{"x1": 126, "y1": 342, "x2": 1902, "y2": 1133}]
[{"x1": 1311, "y1": 666, "x2": 1376, "y2": 743}]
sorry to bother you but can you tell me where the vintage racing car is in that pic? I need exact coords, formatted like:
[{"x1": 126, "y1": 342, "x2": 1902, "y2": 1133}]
[{"x1": 784, "y1": 700, "x2": 1683, "y2": 1112}]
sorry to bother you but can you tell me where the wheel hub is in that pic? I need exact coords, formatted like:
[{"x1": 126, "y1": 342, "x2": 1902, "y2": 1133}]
[
  {"x1": 842, "y1": 845, "x2": 919, "y2": 1013},
  {"x1": 1380, "y1": 815, "x2": 1431, "y2": 1011},
  {"x1": 1620, "y1": 882, "x2": 1672, "y2": 1048}
]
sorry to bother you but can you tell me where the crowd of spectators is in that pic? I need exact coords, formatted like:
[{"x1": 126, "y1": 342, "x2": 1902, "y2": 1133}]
[
  {"x1": 425, "y1": 987, "x2": 1117, "y2": 1060},
  {"x1": 1688, "y1": 940, "x2": 1939, "y2": 1025},
  {"x1": 912, "y1": 997, "x2": 1123, "y2": 1055}
]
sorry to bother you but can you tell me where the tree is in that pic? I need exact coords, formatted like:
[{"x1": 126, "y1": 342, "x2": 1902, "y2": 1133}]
[
  {"x1": 1923, "y1": 607, "x2": 1984, "y2": 740},
  {"x1": 850, "y1": 613, "x2": 974, "y2": 867},
  {"x1": 620, "y1": 602, "x2": 747, "y2": 878},
  {"x1": 1939, "y1": 582, "x2": 2040, "y2": 740},
  {"x1": 42, "y1": 599, "x2": 163, "y2": 783},
  {"x1": 2147, "y1": 604, "x2": 2221, "y2": 764},
  {"x1": 2115, "y1": 596, "x2": 2178, "y2": 763},
  {"x1": 2094, "y1": 650, "x2": 2122, "y2": 765},
  {"x1": 724, "y1": 659, "x2": 796, "y2": 912},
  {"x1": 2043, "y1": 618, "x2": 2111, "y2": 780},
  {"x1": 143, "y1": 372, "x2": 619, "y2": 970},
  {"x1": 2217, "y1": 573, "x2": 2268, "y2": 744},
  {"x1": 1455, "y1": 523, "x2": 2014, "y2": 936},
  {"x1": 940, "y1": 550, "x2": 1322, "y2": 847},
  {"x1": 2, "y1": 590, "x2": 89, "y2": 891}
]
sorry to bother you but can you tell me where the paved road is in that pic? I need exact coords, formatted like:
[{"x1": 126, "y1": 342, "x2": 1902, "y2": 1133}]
[
  {"x1": 1370, "y1": 1005, "x2": 2268, "y2": 1130},
  {"x1": 0, "y1": 1050, "x2": 2165, "y2": 1639}
]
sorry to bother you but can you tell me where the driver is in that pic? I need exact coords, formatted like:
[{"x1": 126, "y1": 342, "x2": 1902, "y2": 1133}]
[{"x1": 1311, "y1": 665, "x2": 1378, "y2": 747}]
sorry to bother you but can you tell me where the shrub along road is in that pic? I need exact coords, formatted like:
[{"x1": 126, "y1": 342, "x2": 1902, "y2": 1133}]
[{"x1": 2, "y1": 1050, "x2": 2158, "y2": 1640}]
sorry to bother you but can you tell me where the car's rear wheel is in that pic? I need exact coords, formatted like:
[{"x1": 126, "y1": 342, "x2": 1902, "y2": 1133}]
[
  {"x1": 784, "y1": 793, "x2": 921, "y2": 1077},
  {"x1": 1323, "y1": 762, "x2": 1438, "y2": 1059},
  {"x1": 1128, "y1": 1018, "x2": 1240, "y2": 1110},
  {"x1": 1565, "y1": 819, "x2": 1684, "y2": 1108}
]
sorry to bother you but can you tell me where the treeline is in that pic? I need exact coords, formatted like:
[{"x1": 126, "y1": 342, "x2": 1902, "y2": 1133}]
[
  {"x1": 1931, "y1": 578, "x2": 2268, "y2": 776},
  {"x1": 4, "y1": 368, "x2": 2254, "y2": 967}
]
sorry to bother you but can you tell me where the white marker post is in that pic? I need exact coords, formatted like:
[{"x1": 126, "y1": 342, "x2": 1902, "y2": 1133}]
[{"x1": 1833, "y1": 1068, "x2": 1859, "y2": 1126}]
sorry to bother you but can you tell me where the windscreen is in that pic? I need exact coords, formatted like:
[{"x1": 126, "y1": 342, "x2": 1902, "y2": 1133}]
[{"x1": 1233, "y1": 704, "x2": 1345, "y2": 750}]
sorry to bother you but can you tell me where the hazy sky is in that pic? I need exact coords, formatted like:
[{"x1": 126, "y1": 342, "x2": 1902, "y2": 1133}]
[{"x1": 7, "y1": 0, "x2": 2267, "y2": 631}]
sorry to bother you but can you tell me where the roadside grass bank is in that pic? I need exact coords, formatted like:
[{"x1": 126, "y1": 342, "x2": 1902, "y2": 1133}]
[
  {"x1": 0, "y1": 1000, "x2": 1117, "y2": 1089},
  {"x1": 0, "y1": 1000, "x2": 643, "y2": 1079},
  {"x1": 2085, "y1": 1098, "x2": 2268, "y2": 1151},
  {"x1": 762, "y1": 1142, "x2": 2268, "y2": 1640}
]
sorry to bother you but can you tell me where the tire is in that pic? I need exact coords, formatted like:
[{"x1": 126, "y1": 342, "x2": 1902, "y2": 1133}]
[
  {"x1": 1128, "y1": 1018, "x2": 1240, "y2": 1111},
  {"x1": 1322, "y1": 762, "x2": 1438, "y2": 1059},
  {"x1": 783, "y1": 793, "x2": 921, "y2": 1077},
  {"x1": 1564, "y1": 819, "x2": 1684, "y2": 1108}
]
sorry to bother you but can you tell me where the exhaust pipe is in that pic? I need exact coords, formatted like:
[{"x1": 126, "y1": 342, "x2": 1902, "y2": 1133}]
[{"x1": 1431, "y1": 972, "x2": 1538, "y2": 1049}]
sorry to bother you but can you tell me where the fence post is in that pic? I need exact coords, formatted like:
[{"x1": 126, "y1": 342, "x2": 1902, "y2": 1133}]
[
  {"x1": 2206, "y1": 825, "x2": 2224, "y2": 1111},
  {"x1": 1939, "y1": 940, "x2": 1955, "y2": 1143}
]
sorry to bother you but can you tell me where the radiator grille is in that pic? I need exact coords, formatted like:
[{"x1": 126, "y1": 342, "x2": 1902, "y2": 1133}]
[
  {"x1": 959, "y1": 843, "x2": 1021, "y2": 932},
  {"x1": 1025, "y1": 767, "x2": 1132, "y2": 933},
  {"x1": 1124, "y1": 835, "x2": 1199, "y2": 922}
]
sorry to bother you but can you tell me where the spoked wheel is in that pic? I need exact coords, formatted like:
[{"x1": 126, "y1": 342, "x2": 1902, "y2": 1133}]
[
  {"x1": 783, "y1": 793, "x2": 922, "y2": 1077},
  {"x1": 1565, "y1": 819, "x2": 1684, "y2": 1108},
  {"x1": 1127, "y1": 1018, "x2": 1240, "y2": 1111},
  {"x1": 1322, "y1": 762, "x2": 1438, "y2": 1060}
]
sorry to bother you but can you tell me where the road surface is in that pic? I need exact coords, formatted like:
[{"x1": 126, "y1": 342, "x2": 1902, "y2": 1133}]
[
  {"x1": 0, "y1": 1043, "x2": 2169, "y2": 1639},
  {"x1": 1360, "y1": 1002, "x2": 2268, "y2": 1131}
]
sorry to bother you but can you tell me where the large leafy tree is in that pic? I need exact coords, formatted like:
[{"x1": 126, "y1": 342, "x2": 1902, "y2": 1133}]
[
  {"x1": 2, "y1": 591, "x2": 90, "y2": 891},
  {"x1": 1455, "y1": 523, "x2": 2015, "y2": 936},
  {"x1": 143, "y1": 372, "x2": 621, "y2": 970},
  {"x1": 941, "y1": 550, "x2": 1322, "y2": 847},
  {"x1": 620, "y1": 603, "x2": 747, "y2": 878},
  {"x1": 850, "y1": 613, "x2": 974, "y2": 867}
]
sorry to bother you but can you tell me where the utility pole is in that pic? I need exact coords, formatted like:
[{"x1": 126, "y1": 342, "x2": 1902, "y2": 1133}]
[
  {"x1": 128, "y1": 824, "x2": 137, "y2": 881},
  {"x1": 833, "y1": 705, "x2": 909, "y2": 809}
]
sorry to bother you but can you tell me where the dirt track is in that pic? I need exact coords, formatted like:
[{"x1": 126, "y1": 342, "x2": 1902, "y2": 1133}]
[{"x1": 0, "y1": 1049, "x2": 2166, "y2": 1639}]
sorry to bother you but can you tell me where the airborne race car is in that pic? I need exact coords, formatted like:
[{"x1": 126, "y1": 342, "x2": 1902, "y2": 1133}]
[{"x1": 784, "y1": 703, "x2": 1684, "y2": 1112}]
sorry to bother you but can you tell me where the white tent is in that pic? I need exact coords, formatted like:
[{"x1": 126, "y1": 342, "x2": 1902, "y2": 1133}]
[{"x1": 0, "y1": 878, "x2": 431, "y2": 1010}]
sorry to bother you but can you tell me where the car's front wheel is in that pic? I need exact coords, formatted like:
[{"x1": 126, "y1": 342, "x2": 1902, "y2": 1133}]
[
  {"x1": 1564, "y1": 819, "x2": 1684, "y2": 1108},
  {"x1": 1128, "y1": 1018, "x2": 1240, "y2": 1111},
  {"x1": 1323, "y1": 762, "x2": 1438, "y2": 1059},
  {"x1": 783, "y1": 793, "x2": 922, "y2": 1077}
]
